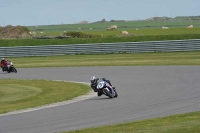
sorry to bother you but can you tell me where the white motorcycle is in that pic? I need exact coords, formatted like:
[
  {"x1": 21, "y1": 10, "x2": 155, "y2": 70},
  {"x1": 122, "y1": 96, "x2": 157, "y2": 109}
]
[{"x1": 96, "y1": 79, "x2": 118, "y2": 98}]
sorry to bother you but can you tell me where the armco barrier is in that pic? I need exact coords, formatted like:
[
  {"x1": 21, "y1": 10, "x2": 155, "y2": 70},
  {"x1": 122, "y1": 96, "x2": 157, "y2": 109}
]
[{"x1": 0, "y1": 39, "x2": 200, "y2": 57}]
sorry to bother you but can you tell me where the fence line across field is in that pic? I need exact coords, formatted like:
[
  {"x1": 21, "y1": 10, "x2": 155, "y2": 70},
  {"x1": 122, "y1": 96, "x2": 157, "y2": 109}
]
[{"x1": 0, "y1": 39, "x2": 200, "y2": 57}]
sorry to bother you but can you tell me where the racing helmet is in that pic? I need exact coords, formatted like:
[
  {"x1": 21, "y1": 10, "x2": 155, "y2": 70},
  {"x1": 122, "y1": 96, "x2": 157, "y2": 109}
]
[
  {"x1": 90, "y1": 76, "x2": 96, "y2": 83},
  {"x1": 1, "y1": 58, "x2": 5, "y2": 61}
]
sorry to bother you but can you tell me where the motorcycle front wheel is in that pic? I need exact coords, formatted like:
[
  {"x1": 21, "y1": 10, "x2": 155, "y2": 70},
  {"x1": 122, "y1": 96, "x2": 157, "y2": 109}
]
[
  {"x1": 114, "y1": 91, "x2": 118, "y2": 98},
  {"x1": 13, "y1": 67, "x2": 17, "y2": 73}
]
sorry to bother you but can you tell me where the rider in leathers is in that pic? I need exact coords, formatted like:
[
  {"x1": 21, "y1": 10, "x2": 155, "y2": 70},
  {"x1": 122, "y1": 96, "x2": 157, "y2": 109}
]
[
  {"x1": 90, "y1": 76, "x2": 115, "y2": 96},
  {"x1": 0, "y1": 58, "x2": 8, "y2": 72}
]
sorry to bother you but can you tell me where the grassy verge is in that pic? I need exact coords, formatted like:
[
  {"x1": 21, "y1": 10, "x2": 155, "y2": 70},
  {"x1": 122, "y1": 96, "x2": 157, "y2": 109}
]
[
  {"x1": 61, "y1": 111, "x2": 200, "y2": 133},
  {"x1": 7, "y1": 51, "x2": 200, "y2": 68},
  {"x1": 0, "y1": 79, "x2": 91, "y2": 114},
  {"x1": 0, "y1": 34, "x2": 200, "y2": 47}
]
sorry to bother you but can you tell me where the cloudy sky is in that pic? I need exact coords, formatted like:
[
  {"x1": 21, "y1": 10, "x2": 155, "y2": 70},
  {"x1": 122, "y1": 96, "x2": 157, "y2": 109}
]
[{"x1": 0, "y1": 0, "x2": 199, "y2": 26}]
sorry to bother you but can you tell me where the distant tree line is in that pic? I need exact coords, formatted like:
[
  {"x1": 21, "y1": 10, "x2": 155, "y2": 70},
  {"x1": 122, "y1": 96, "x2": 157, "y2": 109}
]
[
  {"x1": 93, "y1": 18, "x2": 125, "y2": 23},
  {"x1": 175, "y1": 16, "x2": 200, "y2": 20}
]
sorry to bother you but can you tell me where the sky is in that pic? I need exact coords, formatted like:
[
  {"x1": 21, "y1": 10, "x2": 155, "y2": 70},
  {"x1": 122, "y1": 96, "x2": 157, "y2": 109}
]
[{"x1": 0, "y1": 0, "x2": 199, "y2": 26}]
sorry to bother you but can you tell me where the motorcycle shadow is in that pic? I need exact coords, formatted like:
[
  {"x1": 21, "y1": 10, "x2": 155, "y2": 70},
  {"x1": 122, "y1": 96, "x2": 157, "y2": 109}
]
[
  {"x1": 0, "y1": 72, "x2": 16, "y2": 74},
  {"x1": 0, "y1": 72, "x2": 8, "y2": 74},
  {"x1": 90, "y1": 97, "x2": 113, "y2": 100}
]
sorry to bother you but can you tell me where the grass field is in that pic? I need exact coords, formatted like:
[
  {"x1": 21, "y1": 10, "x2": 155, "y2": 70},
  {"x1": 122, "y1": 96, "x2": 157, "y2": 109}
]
[
  {"x1": 7, "y1": 51, "x2": 200, "y2": 68},
  {"x1": 26, "y1": 20, "x2": 200, "y2": 37},
  {"x1": 61, "y1": 111, "x2": 200, "y2": 133},
  {"x1": 28, "y1": 24, "x2": 200, "y2": 37},
  {"x1": 84, "y1": 28, "x2": 200, "y2": 37},
  {"x1": 0, "y1": 79, "x2": 90, "y2": 114},
  {"x1": 1, "y1": 20, "x2": 200, "y2": 47},
  {"x1": 27, "y1": 21, "x2": 200, "y2": 33},
  {"x1": 1, "y1": 33, "x2": 200, "y2": 47}
]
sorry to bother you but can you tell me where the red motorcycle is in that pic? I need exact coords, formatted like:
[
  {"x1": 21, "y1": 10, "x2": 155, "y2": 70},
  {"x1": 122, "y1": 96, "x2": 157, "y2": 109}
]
[{"x1": 2, "y1": 60, "x2": 17, "y2": 73}]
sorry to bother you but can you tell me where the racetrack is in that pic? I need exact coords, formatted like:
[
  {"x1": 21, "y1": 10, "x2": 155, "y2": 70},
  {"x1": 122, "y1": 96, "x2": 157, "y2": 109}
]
[{"x1": 0, "y1": 66, "x2": 200, "y2": 133}]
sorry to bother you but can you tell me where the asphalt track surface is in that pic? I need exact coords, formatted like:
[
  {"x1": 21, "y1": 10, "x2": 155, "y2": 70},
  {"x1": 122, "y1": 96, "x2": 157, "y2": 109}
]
[{"x1": 0, "y1": 66, "x2": 200, "y2": 133}]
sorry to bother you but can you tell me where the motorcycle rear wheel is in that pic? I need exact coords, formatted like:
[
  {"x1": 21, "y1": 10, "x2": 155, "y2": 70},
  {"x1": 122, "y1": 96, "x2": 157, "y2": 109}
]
[{"x1": 104, "y1": 89, "x2": 114, "y2": 99}]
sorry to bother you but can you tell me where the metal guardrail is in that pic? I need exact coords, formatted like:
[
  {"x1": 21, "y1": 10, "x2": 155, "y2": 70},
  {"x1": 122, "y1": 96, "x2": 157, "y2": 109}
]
[{"x1": 0, "y1": 39, "x2": 200, "y2": 57}]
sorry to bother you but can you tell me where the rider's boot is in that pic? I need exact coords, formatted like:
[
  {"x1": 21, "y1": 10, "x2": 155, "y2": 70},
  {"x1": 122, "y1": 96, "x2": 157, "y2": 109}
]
[{"x1": 97, "y1": 91, "x2": 102, "y2": 96}]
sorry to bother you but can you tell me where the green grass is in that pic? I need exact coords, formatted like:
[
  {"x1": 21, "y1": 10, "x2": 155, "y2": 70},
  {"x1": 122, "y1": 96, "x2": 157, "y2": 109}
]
[
  {"x1": 7, "y1": 51, "x2": 200, "y2": 68},
  {"x1": 1, "y1": 21, "x2": 200, "y2": 47},
  {"x1": 0, "y1": 79, "x2": 91, "y2": 114},
  {"x1": 83, "y1": 28, "x2": 200, "y2": 36},
  {"x1": 1, "y1": 28, "x2": 200, "y2": 47},
  {"x1": 28, "y1": 21, "x2": 200, "y2": 32},
  {"x1": 26, "y1": 21, "x2": 200, "y2": 36},
  {"x1": 61, "y1": 111, "x2": 200, "y2": 133}
]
